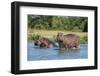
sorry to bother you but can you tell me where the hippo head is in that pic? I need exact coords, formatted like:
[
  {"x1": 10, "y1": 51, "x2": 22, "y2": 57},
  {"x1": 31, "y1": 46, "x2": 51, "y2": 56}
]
[
  {"x1": 34, "y1": 36, "x2": 43, "y2": 46},
  {"x1": 57, "y1": 32, "x2": 64, "y2": 42}
]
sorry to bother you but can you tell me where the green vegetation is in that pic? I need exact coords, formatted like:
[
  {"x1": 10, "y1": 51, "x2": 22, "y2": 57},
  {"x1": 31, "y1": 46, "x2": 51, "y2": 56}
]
[
  {"x1": 28, "y1": 15, "x2": 88, "y2": 44},
  {"x1": 28, "y1": 30, "x2": 88, "y2": 44},
  {"x1": 28, "y1": 15, "x2": 88, "y2": 32},
  {"x1": 80, "y1": 35, "x2": 88, "y2": 44}
]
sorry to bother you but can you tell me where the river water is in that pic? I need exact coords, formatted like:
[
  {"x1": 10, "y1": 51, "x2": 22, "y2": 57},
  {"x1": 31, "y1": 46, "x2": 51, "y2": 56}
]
[{"x1": 27, "y1": 42, "x2": 88, "y2": 61}]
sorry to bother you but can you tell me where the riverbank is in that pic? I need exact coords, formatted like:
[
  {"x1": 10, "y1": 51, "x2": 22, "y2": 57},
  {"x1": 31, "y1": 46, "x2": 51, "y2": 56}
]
[{"x1": 28, "y1": 29, "x2": 88, "y2": 44}]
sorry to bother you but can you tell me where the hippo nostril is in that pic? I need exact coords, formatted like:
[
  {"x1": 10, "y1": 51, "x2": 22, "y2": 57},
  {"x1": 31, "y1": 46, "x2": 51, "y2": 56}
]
[
  {"x1": 58, "y1": 40, "x2": 63, "y2": 42},
  {"x1": 34, "y1": 42, "x2": 38, "y2": 46}
]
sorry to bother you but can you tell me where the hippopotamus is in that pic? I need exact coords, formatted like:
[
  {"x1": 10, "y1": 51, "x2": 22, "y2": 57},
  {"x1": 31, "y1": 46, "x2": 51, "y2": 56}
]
[
  {"x1": 34, "y1": 36, "x2": 57, "y2": 48},
  {"x1": 56, "y1": 33, "x2": 80, "y2": 50}
]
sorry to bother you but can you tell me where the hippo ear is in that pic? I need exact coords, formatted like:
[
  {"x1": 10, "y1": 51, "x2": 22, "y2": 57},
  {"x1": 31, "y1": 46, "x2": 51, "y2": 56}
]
[
  {"x1": 58, "y1": 32, "x2": 60, "y2": 34},
  {"x1": 61, "y1": 33, "x2": 64, "y2": 35},
  {"x1": 58, "y1": 32, "x2": 63, "y2": 34},
  {"x1": 37, "y1": 35, "x2": 40, "y2": 38},
  {"x1": 61, "y1": 32, "x2": 64, "y2": 35},
  {"x1": 38, "y1": 35, "x2": 42, "y2": 38}
]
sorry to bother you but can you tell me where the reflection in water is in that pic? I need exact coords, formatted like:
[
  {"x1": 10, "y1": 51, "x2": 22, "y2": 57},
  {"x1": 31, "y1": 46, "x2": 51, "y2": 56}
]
[
  {"x1": 58, "y1": 49, "x2": 80, "y2": 55},
  {"x1": 27, "y1": 42, "x2": 88, "y2": 61}
]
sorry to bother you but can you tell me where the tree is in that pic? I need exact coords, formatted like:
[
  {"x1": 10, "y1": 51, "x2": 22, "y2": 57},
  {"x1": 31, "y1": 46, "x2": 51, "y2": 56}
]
[{"x1": 28, "y1": 15, "x2": 88, "y2": 32}]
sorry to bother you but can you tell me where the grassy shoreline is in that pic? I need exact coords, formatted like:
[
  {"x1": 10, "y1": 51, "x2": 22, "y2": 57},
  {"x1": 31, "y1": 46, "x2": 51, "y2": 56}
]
[{"x1": 28, "y1": 29, "x2": 88, "y2": 44}]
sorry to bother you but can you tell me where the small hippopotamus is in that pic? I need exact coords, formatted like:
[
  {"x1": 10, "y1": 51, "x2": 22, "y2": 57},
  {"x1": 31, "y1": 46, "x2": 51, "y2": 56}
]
[
  {"x1": 34, "y1": 36, "x2": 57, "y2": 48},
  {"x1": 57, "y1": 33, "x2": 80, "y2": 50}
]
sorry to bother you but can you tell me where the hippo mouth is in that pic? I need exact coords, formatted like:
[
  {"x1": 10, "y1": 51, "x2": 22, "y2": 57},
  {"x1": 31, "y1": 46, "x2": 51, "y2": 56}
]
[
  {"x1": 58, "y1": 40, "x2": 63, "y2": 42},
  {"x1": 34, "y1": 42, "x2": 39, "y2": 46},
  {"x1": 56, "y1": 39, "x2": 63, "y2": 42}
]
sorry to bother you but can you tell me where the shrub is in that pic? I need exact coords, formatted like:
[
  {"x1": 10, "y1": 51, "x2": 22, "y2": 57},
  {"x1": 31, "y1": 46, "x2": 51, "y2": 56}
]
[
  {"x1": 29, "y1": 34, "x2": 40, "y2": 41},
  {"x1": 80, "y1": 35, "x2": 88, "y2": 44}
]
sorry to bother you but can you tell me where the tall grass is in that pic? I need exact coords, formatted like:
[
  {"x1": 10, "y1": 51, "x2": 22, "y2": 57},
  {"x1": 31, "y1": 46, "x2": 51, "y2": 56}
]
[{"x1": 28, "y1": 29, "x2": 88, "y2": 44}]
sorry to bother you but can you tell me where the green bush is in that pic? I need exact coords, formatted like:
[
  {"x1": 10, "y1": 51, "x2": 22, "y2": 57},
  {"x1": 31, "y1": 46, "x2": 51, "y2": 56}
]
[
  {"x1": 29, "y1": 34, "x2": 40, "y2": 41},
  {"x1": 80, "y1": 35, "x2": 88, "y2": 44}
]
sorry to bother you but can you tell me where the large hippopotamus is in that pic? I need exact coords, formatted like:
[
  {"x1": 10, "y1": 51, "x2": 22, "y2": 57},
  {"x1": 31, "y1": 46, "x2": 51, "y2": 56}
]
[
  {"x1": 34, "y1": 36, "x2": 57, "y2": 48},
  {"x1": 57, "y1": 33, "x2": 80, "y2": 49}
]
